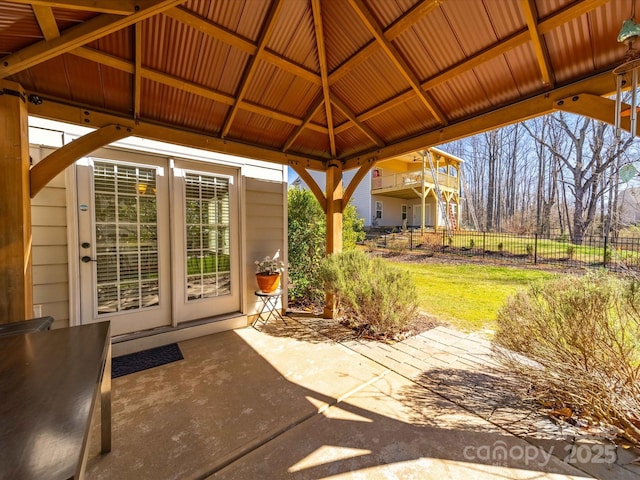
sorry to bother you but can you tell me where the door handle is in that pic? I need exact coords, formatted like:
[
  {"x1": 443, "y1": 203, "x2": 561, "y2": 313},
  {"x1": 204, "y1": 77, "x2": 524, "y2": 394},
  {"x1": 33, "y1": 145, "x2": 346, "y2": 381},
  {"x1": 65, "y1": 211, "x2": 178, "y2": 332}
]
[{"x1": 81, "y1": 256, "x2": 97, "y2": 263}]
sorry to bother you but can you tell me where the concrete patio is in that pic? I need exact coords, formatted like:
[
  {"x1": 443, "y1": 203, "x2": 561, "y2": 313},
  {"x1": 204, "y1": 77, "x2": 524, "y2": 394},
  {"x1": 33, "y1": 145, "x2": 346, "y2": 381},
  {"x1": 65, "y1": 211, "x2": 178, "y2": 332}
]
[{"x1": 86, "y1": 314, "x2": 640, "y2": 479}]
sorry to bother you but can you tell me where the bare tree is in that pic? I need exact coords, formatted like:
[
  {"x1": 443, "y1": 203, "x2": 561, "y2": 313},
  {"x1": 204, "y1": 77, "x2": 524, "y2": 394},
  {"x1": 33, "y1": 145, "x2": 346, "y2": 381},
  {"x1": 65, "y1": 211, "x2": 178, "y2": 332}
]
[{"x1": 526, "y1": 112, "x2": 632, "y2": 244}]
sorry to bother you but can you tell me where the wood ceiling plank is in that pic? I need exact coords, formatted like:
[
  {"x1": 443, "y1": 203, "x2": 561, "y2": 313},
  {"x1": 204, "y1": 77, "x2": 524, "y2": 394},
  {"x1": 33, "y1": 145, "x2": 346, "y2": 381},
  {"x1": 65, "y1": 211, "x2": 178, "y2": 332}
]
[
  {"x1": 6, "y1": 0, "x2": 136, "y2": 15},
  {"x1": 312, "y1": 0, "x2": 336, "y2": 157},
  {"x1": 0, "y1": 0, "x2": 186, "y2": 79},
  {"x1": 221, "y1": 0, "x2": 285, "y2": 138},
  {"x1": 347, "y1": 0, "x2": 446, "y2": 125},
  {"x1": 31, "y1": 5, "x2": 60, "y2": 41},
  {"x1": 521, "y1": 0, "x2": 553, "y2": 86}
]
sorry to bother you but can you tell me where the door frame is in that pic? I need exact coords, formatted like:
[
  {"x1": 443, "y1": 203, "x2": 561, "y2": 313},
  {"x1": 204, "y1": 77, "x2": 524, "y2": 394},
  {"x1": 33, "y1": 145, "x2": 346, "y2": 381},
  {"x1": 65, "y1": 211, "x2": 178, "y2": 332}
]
[{"x1": 68, "y1": 146, "x2": 246, "y2": 333}]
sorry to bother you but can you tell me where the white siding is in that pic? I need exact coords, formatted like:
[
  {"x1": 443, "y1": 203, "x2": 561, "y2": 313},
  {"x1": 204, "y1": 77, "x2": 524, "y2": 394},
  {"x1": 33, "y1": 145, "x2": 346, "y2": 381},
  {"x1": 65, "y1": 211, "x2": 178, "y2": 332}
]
[
  {"x1": 244, "y1": 175, "x2": 287, "y2": 318},
  {"x1": 30, "y1": 146, "x2": 70, "y2": 329}
]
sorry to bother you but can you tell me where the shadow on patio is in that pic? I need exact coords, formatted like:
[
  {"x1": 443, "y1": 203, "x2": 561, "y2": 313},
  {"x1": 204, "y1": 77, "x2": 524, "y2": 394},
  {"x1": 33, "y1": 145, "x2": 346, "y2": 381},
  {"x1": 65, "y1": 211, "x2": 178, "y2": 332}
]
[{"x1": 86, "y1": 317, "x2": 592, "y2": 479}]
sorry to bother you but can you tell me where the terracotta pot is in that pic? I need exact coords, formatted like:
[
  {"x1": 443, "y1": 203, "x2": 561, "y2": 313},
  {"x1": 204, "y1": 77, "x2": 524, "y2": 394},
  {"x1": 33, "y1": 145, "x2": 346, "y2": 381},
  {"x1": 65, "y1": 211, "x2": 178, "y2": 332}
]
[{"x1": 256, "y1": 273, "x2": 280, "y2": 293}]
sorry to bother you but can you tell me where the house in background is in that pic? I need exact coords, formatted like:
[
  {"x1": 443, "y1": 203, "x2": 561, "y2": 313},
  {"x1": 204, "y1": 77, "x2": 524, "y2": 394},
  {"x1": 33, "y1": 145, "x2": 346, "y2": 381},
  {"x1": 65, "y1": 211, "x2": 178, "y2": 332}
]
[{"x1": 292, "y1": 148, "x2": 465, "y2": 231}]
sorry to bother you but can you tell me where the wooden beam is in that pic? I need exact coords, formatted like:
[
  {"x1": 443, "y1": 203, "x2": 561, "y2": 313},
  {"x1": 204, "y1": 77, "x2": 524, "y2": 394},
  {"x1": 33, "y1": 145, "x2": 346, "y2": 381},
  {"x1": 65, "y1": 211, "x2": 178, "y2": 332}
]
[
  {"x1": 221, "y1": 0, "x2": 284, "y2": 138},
  {"x1": 30, "y1": 124, "x2": 131, "y2": 197},
  {"x1": 329, "y1": 0, "x2": 440, "y2": 86},
  {"x1": 420, "y1": 0, "x2": 607, "y2": 93},
  {"x1": 343, "y1": 161, "x2": 375, "y2": 208},
  {"x1": 0, "y1": 80, "x2": 32, "y2": 322},
  {"x1": 283, "y1": 96, "x2": 324, "y2": 152},
  {"x1": 553, "y1": 93, "x2": 640, "y2": 135},
  {"x1": 27, "y1": 93, "x2": 328, "y2": 169},
  {"x1": 521, "y1": 0, "x2": 553, "y2": 86},
  {"x1": 330, "y1": 94, "x2": 384, "y2": 147},
  {"x1": 0, "y1": 0, "x2": 186, "y2": 79},
  {"x1": 332, "y1": 0, "x2": 609, "y2": 133},
  {"x1": 165, "y1": 6, "x2": 321, "y2": 85},
  {"x1": 324, "y1": 159, "x2": 343, "y2": 319},
  {"x1": 70, "y1": 47, "x2": 329, "y2": 134},
  {"x1": 32, "y1": 5, "x2": 60, "y2": 41},
  {"x1": 6, "y1": 0, "x2": 136, "y2": 14},
  {"x1": 289, "y1": 165, "x2": 326, "y2": 213},
  {"x1": 312, "y1": 0, "x2": 336, "y2": 158},
  {"x1": 347, "y1": 0, "x2": 446, "y2": 125},
  {"x1": 342, "y1": 69, "x2": 617, "y2": 170},
  {"x1": 133, "y1": 22, "x2": 142, "y2": 121}
]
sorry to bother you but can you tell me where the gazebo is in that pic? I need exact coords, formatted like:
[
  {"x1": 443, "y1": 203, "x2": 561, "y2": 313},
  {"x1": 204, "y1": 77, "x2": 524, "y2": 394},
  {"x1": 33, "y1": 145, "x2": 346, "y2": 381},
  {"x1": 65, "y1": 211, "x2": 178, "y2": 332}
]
[{"x1": 0, "y1": 0, "x2": 635, "y2": 325}]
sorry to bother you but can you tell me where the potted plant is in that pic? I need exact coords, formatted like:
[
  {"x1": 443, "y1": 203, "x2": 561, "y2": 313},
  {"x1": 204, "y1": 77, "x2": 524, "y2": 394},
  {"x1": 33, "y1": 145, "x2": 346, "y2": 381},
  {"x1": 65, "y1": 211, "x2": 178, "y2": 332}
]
[{"x1": 254, "y1": 255, "x2": 285, "y2": 293}]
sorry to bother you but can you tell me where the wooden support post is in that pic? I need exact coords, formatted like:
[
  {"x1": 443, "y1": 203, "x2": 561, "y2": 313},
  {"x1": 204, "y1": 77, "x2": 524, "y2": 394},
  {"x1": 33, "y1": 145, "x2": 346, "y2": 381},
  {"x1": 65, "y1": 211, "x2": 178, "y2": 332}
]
[
  {"x1": 323, "y1": 159, "x2": 343, "y2": 319},
  {"x1": 0, "y1": 80, "x2": 33, "y2": 322}
]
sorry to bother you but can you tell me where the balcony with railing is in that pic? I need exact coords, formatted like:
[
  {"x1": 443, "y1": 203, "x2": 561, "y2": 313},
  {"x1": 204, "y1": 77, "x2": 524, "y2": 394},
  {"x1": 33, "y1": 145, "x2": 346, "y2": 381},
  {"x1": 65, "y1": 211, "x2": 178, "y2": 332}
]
[{"x1": 371, "y1": 169, "x2": 459, "y2": 198}]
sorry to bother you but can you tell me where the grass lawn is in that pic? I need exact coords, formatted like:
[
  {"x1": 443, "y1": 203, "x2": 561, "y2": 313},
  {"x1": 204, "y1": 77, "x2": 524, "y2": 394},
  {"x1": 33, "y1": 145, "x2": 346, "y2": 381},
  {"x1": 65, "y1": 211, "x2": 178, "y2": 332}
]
[{"x1": 389, "y1": 260, "x2": 556, "y2": 334}]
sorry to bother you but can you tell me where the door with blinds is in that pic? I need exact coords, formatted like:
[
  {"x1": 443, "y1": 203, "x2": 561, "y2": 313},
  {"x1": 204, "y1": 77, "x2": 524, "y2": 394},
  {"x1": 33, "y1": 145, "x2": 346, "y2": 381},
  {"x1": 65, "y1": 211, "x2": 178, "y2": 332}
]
[
  {"x1": 77, "y1": 156, "x2": 240, "y2": 336},
  {"x1": 170, "y1": 161, "x2": 240, "y2": 322}
]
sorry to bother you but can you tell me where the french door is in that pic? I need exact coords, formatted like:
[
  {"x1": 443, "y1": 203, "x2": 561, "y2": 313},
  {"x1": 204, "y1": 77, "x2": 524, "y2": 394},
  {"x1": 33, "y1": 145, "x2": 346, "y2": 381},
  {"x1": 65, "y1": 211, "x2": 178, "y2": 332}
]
[{"x1": 77, "y1": 155, "x2": 239, "y2": 336}]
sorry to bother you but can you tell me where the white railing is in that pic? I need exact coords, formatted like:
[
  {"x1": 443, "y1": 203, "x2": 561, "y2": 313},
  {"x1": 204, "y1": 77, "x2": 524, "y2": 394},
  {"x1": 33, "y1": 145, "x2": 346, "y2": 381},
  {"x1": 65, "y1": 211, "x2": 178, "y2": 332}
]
[{"x1": 372, "y1": 170, "x2": 458, "y2": 191}]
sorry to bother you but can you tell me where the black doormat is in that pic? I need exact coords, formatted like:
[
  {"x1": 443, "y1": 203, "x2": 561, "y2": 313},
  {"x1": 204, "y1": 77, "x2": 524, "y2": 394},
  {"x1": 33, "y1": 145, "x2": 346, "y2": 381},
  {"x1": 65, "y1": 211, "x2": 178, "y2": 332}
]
[{"x1": 112, "y1": 343, "x2": 184, "y2": 378}]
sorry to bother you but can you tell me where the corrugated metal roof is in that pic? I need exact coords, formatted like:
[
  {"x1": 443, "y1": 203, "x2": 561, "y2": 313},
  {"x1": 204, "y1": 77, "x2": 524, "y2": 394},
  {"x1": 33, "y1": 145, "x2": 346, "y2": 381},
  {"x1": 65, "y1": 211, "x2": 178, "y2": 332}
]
[{"x1": 0, "y1": 0, "x2": 632, "y2": 166}]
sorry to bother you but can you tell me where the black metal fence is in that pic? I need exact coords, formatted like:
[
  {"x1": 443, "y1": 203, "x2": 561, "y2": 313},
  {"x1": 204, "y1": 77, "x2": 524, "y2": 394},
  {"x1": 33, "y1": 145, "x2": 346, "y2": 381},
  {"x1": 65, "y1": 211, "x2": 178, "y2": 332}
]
[{"x1": 364, "y1": 230, "x2": 640, "y2": 272}]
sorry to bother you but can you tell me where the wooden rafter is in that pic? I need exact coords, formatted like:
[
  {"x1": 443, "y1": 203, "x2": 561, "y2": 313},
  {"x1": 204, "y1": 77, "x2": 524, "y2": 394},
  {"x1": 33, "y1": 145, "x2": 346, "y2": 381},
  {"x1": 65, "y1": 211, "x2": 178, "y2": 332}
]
[
  {"x1": 330, "y1": 94, "x2": 383, "y2": 147},
  {"x1": 336, "y1": 0, "x2": 608, "y2": 137},
  {"x1": 283, "y1": 96, "x2": 324, "y2": 152},
  {"x1": 6, "y1": 0, "x2": 136, "y2": 14},
  {"x1": 221, "y1": 0, "x2": 284, "y2": 138},
  {"x1": 311, "y1": 0, "x2": 336, "y2": 158},
  {"x1": 521, "y1": 0, "x2": 553, "y2": 86},
  {"x1": 31, "y1": 5, "x2": 60, "y2": 41},
  {"x1": 0, "y1": 0, "x2": 186, "y2": 79},
  {"x1": 347, "y1": 0, "x2": 446, "y2": 125},
  {"x1": 419, "y1": 0, "x2": 607, "y2": 93},
  {"x1": 164, "y1": 6, "x2": 321, "y2": 86},
  {"x1": 329, "y1": 0, "x2": 440, "y2": 85},
  {"x1": 342, "y1": 69, "x2": 616, "y2": 170},
  {"x1": 133, "y1": 22, "x2": 142, "y2": 121},
  {"x1": 70, "y1": 47, "x2": 329, "y2": 134}
]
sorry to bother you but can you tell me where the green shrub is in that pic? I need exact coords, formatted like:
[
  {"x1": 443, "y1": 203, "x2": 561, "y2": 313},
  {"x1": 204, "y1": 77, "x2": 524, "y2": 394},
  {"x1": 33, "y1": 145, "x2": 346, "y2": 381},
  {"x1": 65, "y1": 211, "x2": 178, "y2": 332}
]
[
  {"x1": 566, "y1": 244, "x2": 575, "y2": 259},
  {"x1": 319, "y1": 250, "x2": 419, "y2": 336},
  {"x1": 497, "y1": 242, "x2": 504, "y2": 252},
  {"x1": 469, "y1": 239, "x2": 475, "y2": 249},
  {"x1": 494, "y1": 272, "x2": 640, "y2": 443},
  {"x1": 526, "y1": 244, "x2": 533, "y2": 256},
  {"x1": 287, "y1": 188, "x2": 366, "y2": 306}
]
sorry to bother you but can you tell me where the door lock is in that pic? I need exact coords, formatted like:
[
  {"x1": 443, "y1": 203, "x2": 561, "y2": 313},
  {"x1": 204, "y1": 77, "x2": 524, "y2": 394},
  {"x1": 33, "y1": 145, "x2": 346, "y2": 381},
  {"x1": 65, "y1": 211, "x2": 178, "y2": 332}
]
[
  {"x1": 81, "y1": 242, "x2": 91, "y2": 249},
  {"x1": 81, "y1": 256, "x2": 97, "y2": 263}
]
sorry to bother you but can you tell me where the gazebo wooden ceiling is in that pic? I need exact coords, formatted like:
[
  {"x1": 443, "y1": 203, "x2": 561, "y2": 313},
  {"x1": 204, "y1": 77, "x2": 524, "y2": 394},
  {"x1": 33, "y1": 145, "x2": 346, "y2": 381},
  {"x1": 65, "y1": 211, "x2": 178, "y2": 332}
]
[{"x1": 0, "y1": 0, "x2": 633, "y2": 173}]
